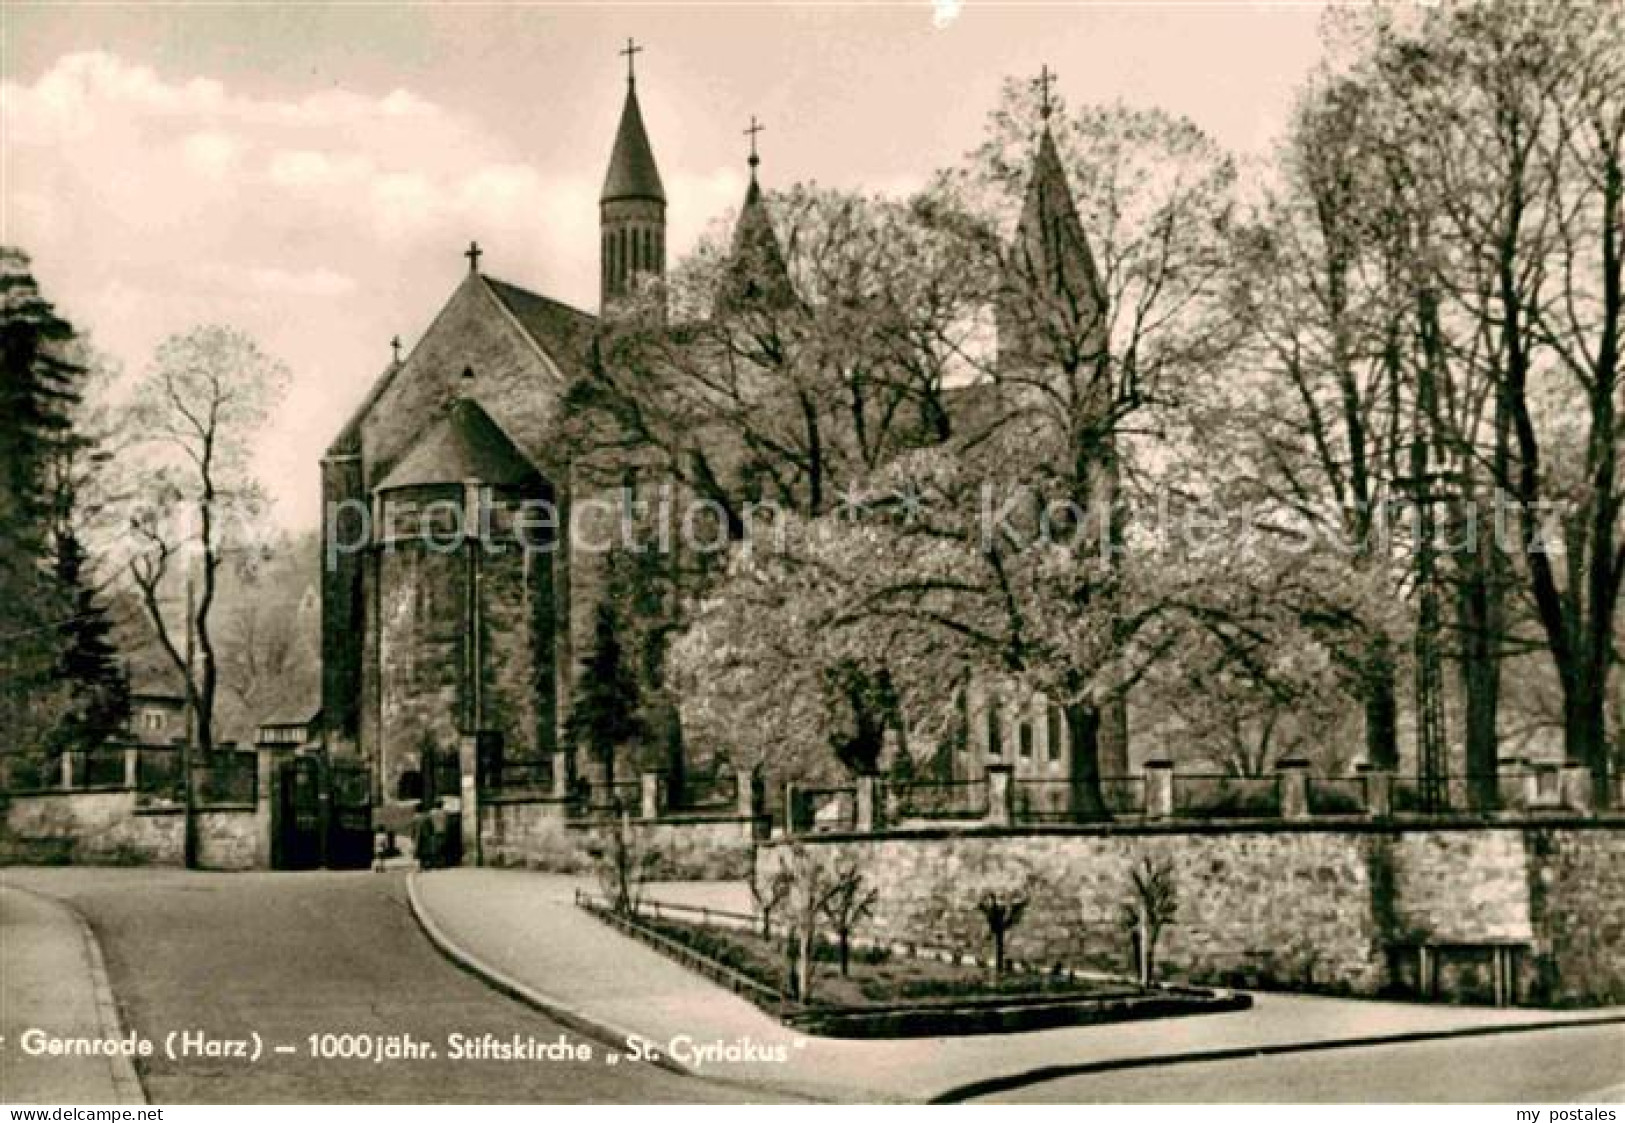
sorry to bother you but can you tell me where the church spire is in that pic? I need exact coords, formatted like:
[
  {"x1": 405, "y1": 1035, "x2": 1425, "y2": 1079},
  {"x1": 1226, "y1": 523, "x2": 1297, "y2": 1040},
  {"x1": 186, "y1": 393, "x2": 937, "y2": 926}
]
[
  {"x1": 997, "y1": 66, "x2": 1105, "y2": 373},
  {"x1": 716, "y1": 117, "x2": 794, "y2": 316},
  {"x1": 600, "y1": 37, "x2": 667, "y2": 317}
]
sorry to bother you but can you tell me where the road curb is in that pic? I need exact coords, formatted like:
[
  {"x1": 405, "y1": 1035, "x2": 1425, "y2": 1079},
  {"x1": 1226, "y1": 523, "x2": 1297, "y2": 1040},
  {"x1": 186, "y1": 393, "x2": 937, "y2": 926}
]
[
  {"x1": 5, "y1": 883, "x2": 147, "y2": 1106},
  {"x1": 404, "y1": 869, "x2": 694, "y2": 1078},
  {"x1": 928, "y1": 1011, "x2": 1625, "y2": 1103}
]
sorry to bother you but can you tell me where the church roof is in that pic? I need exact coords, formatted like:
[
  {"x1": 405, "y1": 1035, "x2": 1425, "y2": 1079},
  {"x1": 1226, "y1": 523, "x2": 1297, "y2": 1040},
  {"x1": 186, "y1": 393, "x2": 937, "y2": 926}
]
[
  {"x1": 601, "y1": 80, "x2": 666, "y2": 204},
  {"x1": 374, "y1": 397, "x2": 541, "y2": 492},
  {"x1": 1012, "y1": 126, "x2": 1104, "y2": 308},
  {"x1": 716, "y1": 176, "x2": 796, "y2": 314},
  {"x1": 484, "y1": 277, "x2": 598, "y2": 362}
]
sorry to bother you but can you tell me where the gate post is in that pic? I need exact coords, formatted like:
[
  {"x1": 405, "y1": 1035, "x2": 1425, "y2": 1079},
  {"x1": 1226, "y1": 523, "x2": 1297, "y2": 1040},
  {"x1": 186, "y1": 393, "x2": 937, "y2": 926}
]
[
  {"x1": 458, "y1": 733, "x2": 483, "y2": 865},
  {"x1": 124, "y1": 745, "x2": 140, "y2": 791}
]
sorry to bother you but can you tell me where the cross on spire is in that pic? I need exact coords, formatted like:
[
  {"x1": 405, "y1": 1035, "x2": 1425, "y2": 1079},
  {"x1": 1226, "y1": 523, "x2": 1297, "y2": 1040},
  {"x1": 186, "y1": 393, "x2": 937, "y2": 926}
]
[
  {"x1": 744, "y1": 115, "x2": 764, "y2": 174},
  {"x1": 1036, "y1": 64, "x2": 1056, "y2": 122},
  {"x1": 620, "y1": 37, "x2": 643, "y2": 84},
  {"x1": 464, "y1": 240, "x2": 482, "y2": 273},
  {"x1": 390, "y1": 335, "x2": 402, "y2": 362}
]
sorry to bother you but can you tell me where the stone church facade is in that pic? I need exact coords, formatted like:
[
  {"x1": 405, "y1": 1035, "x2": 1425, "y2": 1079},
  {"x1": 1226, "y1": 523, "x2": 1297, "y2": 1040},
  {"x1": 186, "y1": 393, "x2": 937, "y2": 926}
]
[{"x1": 319, "y1": 52, "x2": 1123, "y2": 807}]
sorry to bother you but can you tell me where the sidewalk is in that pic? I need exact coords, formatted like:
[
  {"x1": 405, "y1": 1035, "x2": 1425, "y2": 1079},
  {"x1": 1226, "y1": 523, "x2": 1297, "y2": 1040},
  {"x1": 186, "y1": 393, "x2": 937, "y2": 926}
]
[
  {"x1": 410, "y1": 867, "x2": 1625, "y2": 1103},
  {"x1": 0, "y1": 884, "x2": 145, "y2": 1105}
]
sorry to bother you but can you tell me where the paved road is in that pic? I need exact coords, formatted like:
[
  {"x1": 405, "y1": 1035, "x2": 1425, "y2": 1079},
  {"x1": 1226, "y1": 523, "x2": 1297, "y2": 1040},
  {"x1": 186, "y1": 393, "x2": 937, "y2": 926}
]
[
  {"x1": 3, "y1": 868, "x2": 771, "y2": 1104},
  {"x1": 975, "y1": 1022, "x2": 1625, "y2": 1103}
]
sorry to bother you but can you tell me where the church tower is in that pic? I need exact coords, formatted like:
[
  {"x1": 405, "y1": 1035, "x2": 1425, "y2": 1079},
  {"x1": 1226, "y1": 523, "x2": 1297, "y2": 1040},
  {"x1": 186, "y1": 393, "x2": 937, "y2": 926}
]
[
  {"x1": 995, "y1": 69, "x2": 1129, "y2": 780},
  {"x1": 995, "y1": 71, "x2": 1106, "y2": 377},
  {"x1": 600, "y1": 39, "x2": 667, "y2": 318},
  {"x1": 715, "y1": 116, "x2": 796, "y2": 316}
]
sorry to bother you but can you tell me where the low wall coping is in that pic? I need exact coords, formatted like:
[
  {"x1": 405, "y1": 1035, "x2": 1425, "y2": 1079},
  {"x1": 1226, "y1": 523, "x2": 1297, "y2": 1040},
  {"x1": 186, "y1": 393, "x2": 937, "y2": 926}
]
[
  {"x1": 3, "y1": 786, "x2": 134, "y2": 799},
  {"x1": 481, "y1": 791, "x2": 574, "y2": 807},
  {"x1": 563, "y1": 813, "x2": 764, "y2": 831},
  {"x1": 761, "y1": 814, "x2": 1625, "y2": 846}
]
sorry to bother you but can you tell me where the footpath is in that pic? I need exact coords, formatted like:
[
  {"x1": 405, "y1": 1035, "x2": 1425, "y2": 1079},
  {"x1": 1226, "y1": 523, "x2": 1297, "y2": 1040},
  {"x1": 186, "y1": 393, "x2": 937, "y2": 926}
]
[
  {"x1": 410, "y1": 867, "x2": 1623, "y2": 1103},
  {"x1": 0, "y1": 883, "x2": 145, "y2": 1105}
]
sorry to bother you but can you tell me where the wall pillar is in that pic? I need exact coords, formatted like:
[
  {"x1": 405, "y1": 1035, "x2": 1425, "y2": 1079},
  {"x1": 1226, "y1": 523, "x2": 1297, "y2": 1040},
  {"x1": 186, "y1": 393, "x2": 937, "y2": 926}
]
[
  {"x1": 60, "y1": 752, "x2": 75, "y2": 790},
  {"x1": 736, "y1": 766, "x2": 759, "y2": 819},
  {"x1": 255, "y1": 745, "x2": 276, "y2": 868},
  {"x1": 785, "y1": 783, "x2": 805, "y2": 835},
  {"x1": 124, "y1": 746, "x2": 140, "y2": 791},
  {"x1": 551, "y1": 751, "x2": 571, "y2": 799},
  {"x1": 984, "y1": 765, "x2": 1013, "y2": 828},
  {"x1": 1144, "y1": 760, "x2": 1174, "y2": 820},
  {"x1": 1358, "y1": 764, "x2": 1392, "y2": 819},
  {"x1": 1277, "y1": 758, "x2": 1310, "y2": 820},
  {"x1": 640, "y1": 771, "x2": 661, "y2": 821},
  {"x1": 458, "y1": 733, "x2": 483, "y2": 865},
  {"x1": 855, "y1": 773, "x2": 880, "y2": 833},
  {"x1": 1560, "y1": 764, "x2": 1594, "y2": 815}
]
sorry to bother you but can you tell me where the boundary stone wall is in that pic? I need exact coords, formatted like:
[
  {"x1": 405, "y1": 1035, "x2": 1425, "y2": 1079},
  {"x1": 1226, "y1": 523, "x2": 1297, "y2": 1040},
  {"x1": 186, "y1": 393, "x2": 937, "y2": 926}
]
[{"x1": 757, "y1": 820, "x2": 1625, "y2": 1005}]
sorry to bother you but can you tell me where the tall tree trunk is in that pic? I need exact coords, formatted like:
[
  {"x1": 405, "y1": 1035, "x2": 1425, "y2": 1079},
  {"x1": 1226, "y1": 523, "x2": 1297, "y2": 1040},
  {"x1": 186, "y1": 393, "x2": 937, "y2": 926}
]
[
  {"x1": 1458, "y1": 531, "x2": 1504, "y2": 810},
  {"x1": 1362, "y1": 635, "x2": 1399, "y2": 770},
  {"x1": 1064, "y1": 702, "x2": 1107, "y2": 818}
]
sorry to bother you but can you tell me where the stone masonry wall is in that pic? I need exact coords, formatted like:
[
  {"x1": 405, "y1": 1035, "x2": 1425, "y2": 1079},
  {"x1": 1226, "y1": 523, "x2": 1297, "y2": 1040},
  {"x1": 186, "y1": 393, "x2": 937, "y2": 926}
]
[
  {"x1": 4, "y1": 792, "x2": 183, "y2": 865},
  {"x1": 196, "y1": 808, "x2": 263, "y2": 871},
  {"x1": 377, "y1": 544, "x2": 466, "y2": 803},
  {"x1": 1527, "y1": 827, "x2": 1625, "y2": 1005},
  {"x1": 2, "y1": 792, "x2": 263, "y2": 869},
  {"x1": 478, "y1": 796, "x2": 760, "y2": 880},
  {"x1": 758, "y1": 822, "x2": 1625, "y2": 1004},
  {"x1": 762, "y1": 829, "x2": 1387, "y2": 992}
]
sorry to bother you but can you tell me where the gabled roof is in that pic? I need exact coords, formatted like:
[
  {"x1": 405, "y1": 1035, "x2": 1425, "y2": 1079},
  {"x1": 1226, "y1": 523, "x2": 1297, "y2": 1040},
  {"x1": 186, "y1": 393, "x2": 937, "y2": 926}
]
[
  {"x1": 326, "y1": 356, "x2": 401, "y2": 458},
  {"x1": 327, "y1": 273, "x2": 596, "y2": 468},
  {"x1": 716, "y1": 176, "x2": 796, "y2": 315},
  {"x1": 374, "y1": 397, "x2": 541, "y2": 492},
  {"x1": 601, "y1": 80, "x2": 666, "y2": 204},
  {"x1": 484, "y1": 277, "x2": 597, "y2": 363}
]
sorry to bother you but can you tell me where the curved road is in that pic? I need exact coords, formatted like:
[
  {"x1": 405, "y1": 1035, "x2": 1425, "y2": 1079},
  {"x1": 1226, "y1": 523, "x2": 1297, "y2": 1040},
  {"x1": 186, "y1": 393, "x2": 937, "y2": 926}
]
[{"x1": 4, "y1": 868, "x2": 771, "y2": 1104}]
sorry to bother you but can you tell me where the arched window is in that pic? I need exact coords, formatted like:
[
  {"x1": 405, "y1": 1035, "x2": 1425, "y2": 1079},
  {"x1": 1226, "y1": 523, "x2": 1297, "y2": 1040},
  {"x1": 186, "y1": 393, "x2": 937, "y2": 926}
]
[
  {"x1": 986, "y1": 696, "x2": 1003, "y2": 758},
  {"x1": 1046, "y1": 705, "x2": 1064, "y2": 762}
]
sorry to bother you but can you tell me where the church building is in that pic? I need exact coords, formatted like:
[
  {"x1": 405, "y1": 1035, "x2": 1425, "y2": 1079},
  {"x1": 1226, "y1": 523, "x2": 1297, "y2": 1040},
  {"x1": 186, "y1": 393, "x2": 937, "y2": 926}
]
[
  {"x1": 318, "y1": 47, "x2": 790, "y2": 804},
  {"x1": 318, "y1": 47, "x2": 1118, "y2": 810}
]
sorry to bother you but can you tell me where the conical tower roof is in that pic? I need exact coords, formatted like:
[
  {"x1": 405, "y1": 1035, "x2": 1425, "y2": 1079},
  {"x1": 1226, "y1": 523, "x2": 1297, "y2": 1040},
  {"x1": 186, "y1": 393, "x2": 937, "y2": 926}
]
[
  {"x1": 601, "y1": 80, "x2": 666, "y2": 204},
  {"x1": 1012, "y1": 126, "x2": 1103, "y2": 307},
  {"x1": 717, "y1": 175, "x2": 795, "y2": 313},
  {"x1": 375, "y1": 397, "x2": 540, "y2": 492}
]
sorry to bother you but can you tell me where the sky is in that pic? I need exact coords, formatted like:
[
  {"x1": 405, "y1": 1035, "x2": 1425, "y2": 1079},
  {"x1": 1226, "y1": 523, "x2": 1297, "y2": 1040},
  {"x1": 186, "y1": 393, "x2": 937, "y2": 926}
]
[{"x1": 2, "y1": 1, "x2": 1329, "y2": 530}]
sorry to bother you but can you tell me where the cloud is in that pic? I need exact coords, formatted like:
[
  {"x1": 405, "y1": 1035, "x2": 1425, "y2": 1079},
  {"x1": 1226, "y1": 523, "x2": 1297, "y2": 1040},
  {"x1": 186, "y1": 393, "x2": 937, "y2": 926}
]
[{"x1": 1, "y1": 50, "x2": 669, "y2": 529}]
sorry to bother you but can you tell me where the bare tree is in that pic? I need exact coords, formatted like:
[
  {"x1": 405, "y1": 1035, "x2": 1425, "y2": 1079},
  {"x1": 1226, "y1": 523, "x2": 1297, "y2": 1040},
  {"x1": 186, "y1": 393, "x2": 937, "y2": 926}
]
[
  {"x1": 1121, "y1": 856, "x2": 1178, "y2": 987},
  {"x1": 819, "y1": 855, "x2": 878, "y2": 976},
  {"x1": 779, "y1": 844, "x2": 837, "y2": 1002},
  {"x1": 594, "y1": 812, "x2": 660, "y2": 917},
  {"x1": 122, "y1": 325, "x2": 288, "y2": 758},
  {"x1": 747, "y1": 857, "x2": 792, "y2": 942}
]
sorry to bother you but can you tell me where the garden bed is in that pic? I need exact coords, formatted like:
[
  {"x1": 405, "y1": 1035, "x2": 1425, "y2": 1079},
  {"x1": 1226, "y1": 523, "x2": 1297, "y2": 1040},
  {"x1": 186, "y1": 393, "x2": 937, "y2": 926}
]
[{"x1": 578, "y1": 898, "x2": 1249, "y2": 1038}]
